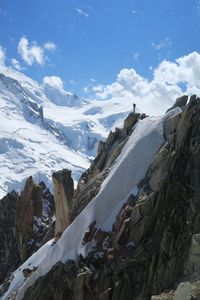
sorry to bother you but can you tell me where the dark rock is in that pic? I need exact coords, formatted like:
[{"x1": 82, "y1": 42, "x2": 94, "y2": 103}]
[
  {"x1": 22, "y1": 266, "x2": 37, "y2": 278},
  {"x1": 82, "y1": 221, "x2": 97, "y2": 245},
  {"x1": 123, "y1": 112, "x2": 140, "y2": 130},
  {"x1": 23, "y1": 261, "x2": 76, "y2": 300},
  {"x1": 0, "y1": 180, "x2": 55, "y2": 287},
  {"x1": 166, "y1": 95, "x2": 188, "y2": 112},
  {"x1": 97, "y1": 141, "x2": 106, "y2": 155}
]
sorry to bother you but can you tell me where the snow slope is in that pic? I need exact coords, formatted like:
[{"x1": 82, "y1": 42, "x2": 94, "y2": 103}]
[
  {"x1": 1, "y1": 107, "x2": 181, "y2": 300},
  {"x1": 0, "y1": 65, "x2": 136, "y2": 197}
]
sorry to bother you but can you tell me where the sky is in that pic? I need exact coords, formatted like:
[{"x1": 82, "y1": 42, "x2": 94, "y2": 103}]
[{"x1": 0, "y1": 0, "x2": 200, "y2": 101}]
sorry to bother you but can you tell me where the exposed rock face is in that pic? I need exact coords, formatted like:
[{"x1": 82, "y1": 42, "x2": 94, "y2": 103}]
[
  {"x1": 52, "y1": 169, "x2": 74, "y2": 235},
  {"x1": 21, "y1": 96, "x2": 200, "y2": 300},
  {"x1": 123, "y1": 112, "x2": 140, "y2": 130},
  {"x1": 0, "y1": 191, "x2": 20, "y2": 285},
  {"x1": 23, "y1": 261, "x2": 77, "y2": 300},
  {"x1": 15, "y1": 176, "x2": 43, "y2": 260},
  {"x1": 158, "y1": 233, "x2": 200, "y2": 299},
  {"x1": 0, "y1": 179, "x2": 55, "y2": 289},
  {"x1": 166, "y1": 95, "x2": 188, "y2": 112}
]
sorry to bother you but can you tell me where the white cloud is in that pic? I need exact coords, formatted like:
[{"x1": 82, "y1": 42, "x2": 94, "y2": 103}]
[
  {"x1": 92, "y1": 84, "x2": 105, "y2": 92},
  {"x1": 91, "y1": 52, "x2": 200, "y2": 115},
  {"x1": 44, "y1": 42, "x2": 57, "y2": 52},
  {"x1": 0, "y1": 46, "x2": 6, "y2": 65},
  {"x1": 75, "y1": 7, "x2": 89, "y2": 18},
  {"x1": 18, "y1": 37, "x2": 57, "y2": 66},
  {"x1": 133, "y1": 52, "x2": 139, "y2": 61},
  {"x1": 18, "y1": 37, "x2": 44, "y2": 65},
  {"x1": 43, "y1": 76, "x2": 64, "y2": 89},
  {"x1": 11, "y1": 58, "x2": 23, "y2": 71},
  {"x1": 152, "y1": 37, "x2": 171, "y2": 50}
]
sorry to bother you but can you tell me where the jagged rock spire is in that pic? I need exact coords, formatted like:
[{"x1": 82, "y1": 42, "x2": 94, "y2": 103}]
[{"x1": 52, "y1": 169, "x2": 74, "y2": 235}]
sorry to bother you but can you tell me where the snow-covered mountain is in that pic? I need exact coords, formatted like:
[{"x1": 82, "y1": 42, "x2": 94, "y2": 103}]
[
  {"x1": 0, "y1": 105, "x2": 180, "y2": 299},
  {"x1": 0, "y1": 66, "x2": 134, "y2": 198},
  {"x1": 1, "y1": 95, "x2": 200, "y2": 300}
]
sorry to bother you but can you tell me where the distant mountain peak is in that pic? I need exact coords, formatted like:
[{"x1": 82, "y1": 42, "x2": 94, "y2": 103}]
[{"x1": 0, "y1": 66, "x2": 133, "y2": 197}]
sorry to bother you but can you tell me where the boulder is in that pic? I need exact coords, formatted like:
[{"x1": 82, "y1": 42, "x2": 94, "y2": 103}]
[{"x1": 174, "y1": 282, "x2": 192, "y2": 300}]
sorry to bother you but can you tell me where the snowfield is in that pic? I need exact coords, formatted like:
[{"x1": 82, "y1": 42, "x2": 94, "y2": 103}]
[
  {"x1": 0, "y1": 65, "x2": 137, "y2": 198},
  {"x1": 1, "y1": 107, "x2": 181, "y2": 300}
]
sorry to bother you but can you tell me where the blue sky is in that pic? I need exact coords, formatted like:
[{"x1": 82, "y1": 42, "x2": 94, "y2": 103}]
[{"x1": 0, "y1": 0, "x2": 200, "y2": 96}]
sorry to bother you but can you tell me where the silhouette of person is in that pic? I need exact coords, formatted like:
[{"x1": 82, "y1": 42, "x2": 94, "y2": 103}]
[{"x1": 133, "y1": 103, "x2": 136, "y2": 113}]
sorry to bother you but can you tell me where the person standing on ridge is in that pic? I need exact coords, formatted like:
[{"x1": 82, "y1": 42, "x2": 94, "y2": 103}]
[{"x1": 133, "y1": 103, "x2": 136, "y2": 113}]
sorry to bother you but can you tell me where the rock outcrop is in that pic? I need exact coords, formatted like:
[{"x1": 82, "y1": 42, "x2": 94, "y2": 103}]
[
  {"x1": 151, "y1": 232, "x2": 200, "y2": 300},
  {"x1": 20, "y1": 95, "x2": 200, "y2": 300},
  {"x1": 52, "y1": 169, "x2": 74, "y2": 235},
  {"x1": 0, "y1": 178, "x2": 55, "y2": 290},
  {"x1": 166, "y1": 95, "x2": 188, "y2": 112},
  {"x1": 0, "y1": 191, "x2": 20, "y2": 286},
  {"x1": 71, "y1": 111, "x2": 143, "y2": 221}
]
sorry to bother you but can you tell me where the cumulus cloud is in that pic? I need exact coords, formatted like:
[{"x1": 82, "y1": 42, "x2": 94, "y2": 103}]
[
  {"x1": 18, "y1": 37, "x2": 44, "y2": 65},
  {"x1": 92, "y1": 84, "x2": 105, "y2": 92},
  {"x1": 0, "y1": 46, "x2": 6, "y2": 65},
  {"x1": 44, "y1": 42, "x2": 57, "y2": 52},
  {"x1": 92, "y1": 52, "x2": 200, "y2": 115},
  {"x1": 11, "y1": 58, "x2": 23, "y2": 71},
  {"x1": 43, "y1": 76, "x2": 64, "y2": 89},
  {"x1": 18, "y1": 37, "x2": 57, "y2": 66}
]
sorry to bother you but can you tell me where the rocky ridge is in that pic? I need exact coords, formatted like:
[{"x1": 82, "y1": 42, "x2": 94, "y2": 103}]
[
  {"x1": 2, "y1": 96, "x2": 200, "y2": 299},
  {"x1": 20, "y1": 96, "x2": 200, "y2": 299},
  {"x1": 71, "y1": 112, "x2": 145, "y2": 222},
  {"x1": 0, "y1": 178, "x2": 55, "y2": 294},
  {"x1": 50, "y1": 111, "x2": 146, "y2": 233},
  {"x1": 0, "y1": 108, "x2": 143, "y2": 296}
]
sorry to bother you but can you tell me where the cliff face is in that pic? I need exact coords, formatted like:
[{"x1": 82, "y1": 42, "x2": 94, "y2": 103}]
[
  {"x1": 20, "y1": 96, "x2": 200, "y2": 300},
  {"x1": 0, "y1": 178, "x2": 54, "y2": 291}
]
